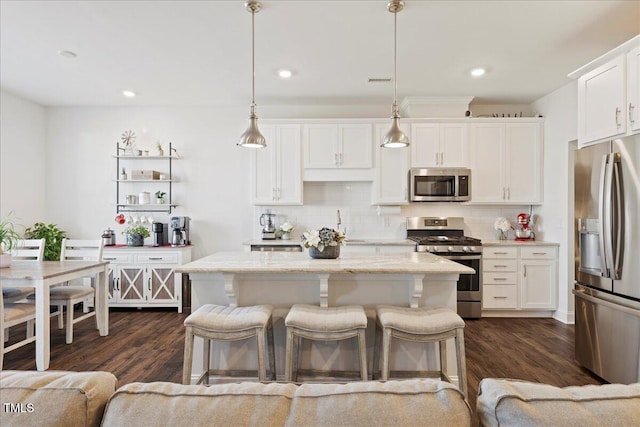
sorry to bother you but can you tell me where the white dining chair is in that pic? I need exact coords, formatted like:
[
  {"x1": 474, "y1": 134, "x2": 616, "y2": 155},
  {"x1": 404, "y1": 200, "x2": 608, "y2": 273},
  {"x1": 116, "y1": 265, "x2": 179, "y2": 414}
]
[
  {"x1": 1, "y1": 285, "x2": 37, "y2": 370},
  {"x1": 2, "y1": 238, "x2": 46, "y2": 303},
  {"x1": 29, "y1": 239, "x2": 104, "y2": 344}
]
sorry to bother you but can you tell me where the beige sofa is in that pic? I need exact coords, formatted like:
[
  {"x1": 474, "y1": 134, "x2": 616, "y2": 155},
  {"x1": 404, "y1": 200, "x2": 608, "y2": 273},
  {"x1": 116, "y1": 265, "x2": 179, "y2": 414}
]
[{"x1": 1, "y1": 370, "x2": 639, "y2": 426}]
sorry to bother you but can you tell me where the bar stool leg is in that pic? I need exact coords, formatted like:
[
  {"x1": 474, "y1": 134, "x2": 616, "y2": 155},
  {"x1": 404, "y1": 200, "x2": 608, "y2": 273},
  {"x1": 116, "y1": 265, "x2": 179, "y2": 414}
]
[
  {"x1": 373, "y1": 321, "x2": 381, "y2": 380},
  {"x1": 439, "y1": 338, "x2": 448, "y2": 383},
  {"x1": 202, "y1": 337, "x2": 211, "y2": 385},
  {"x1": 357, "y1": 329, "x2": 368, "y2": 381},
  {"x1": 455, "y1": 328, "x2": 468, "y2": 400},
  {"x1": 256, "y1": 327, "x2": 267, "y2": 382},
  {"x1": 285, "y1": 327, "x2": 295, "y2": 382},
  {"x1": 380, "y1": 327, "x2": 392, "y2": 381},
  {"x1": 182, "y1": 326, "x2": 194, "y2": 385},
  {"x1": 267, "y1": 318, "x2": 276, "y2": 380}
]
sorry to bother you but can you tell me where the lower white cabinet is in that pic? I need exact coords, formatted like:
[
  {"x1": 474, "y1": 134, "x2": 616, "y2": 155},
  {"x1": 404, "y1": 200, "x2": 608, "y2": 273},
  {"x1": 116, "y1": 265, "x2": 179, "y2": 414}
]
[
  {"x1": 482, "y1": 245, "x2": 557, "y2": 313},
  {"x1": 102, "y1": 246, "x2": 192, "y2": 312},
  {"x1": 372, "y1": 123, "x2": 410, "y2": 205}
]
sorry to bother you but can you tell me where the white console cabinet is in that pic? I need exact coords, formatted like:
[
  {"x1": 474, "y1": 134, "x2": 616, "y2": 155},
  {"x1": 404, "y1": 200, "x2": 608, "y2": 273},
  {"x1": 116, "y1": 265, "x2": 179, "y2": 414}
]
[{"x1": 102, "y1": 246, "x2": 192, "y2": 312}]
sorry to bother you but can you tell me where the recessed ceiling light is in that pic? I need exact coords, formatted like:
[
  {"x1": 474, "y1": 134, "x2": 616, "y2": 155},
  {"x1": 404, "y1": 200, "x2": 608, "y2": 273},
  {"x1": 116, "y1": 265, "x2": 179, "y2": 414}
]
[
  {"x1": 470, "y1": 68, "x2": 486, "y2": 77},
  {"x1": 122, "y1": 90, "x2": 137, "y2": 98},
  {"x1": 57, "y1": 50, "x2": 77, "y2": 58},
  {"x1": 277, "y1": 69, "x2": 293, "y2": 79}
]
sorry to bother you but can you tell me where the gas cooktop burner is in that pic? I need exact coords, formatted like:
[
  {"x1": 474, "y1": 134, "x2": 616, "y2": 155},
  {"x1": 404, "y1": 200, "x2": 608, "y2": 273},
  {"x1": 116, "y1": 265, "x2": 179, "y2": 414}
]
[{"x1": 406, "y1": 216, "x2": 482, "y2": 254}]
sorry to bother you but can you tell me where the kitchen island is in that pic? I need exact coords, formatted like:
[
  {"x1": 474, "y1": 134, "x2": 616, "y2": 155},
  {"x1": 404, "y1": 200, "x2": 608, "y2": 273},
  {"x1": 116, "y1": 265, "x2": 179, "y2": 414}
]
[{"x1": 177, "y1": 251, "x2": 474, "y2": 383}]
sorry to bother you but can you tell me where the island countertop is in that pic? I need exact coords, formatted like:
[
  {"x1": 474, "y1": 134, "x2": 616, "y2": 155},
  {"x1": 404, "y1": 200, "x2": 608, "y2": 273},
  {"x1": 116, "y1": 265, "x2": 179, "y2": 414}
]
[{"x1": 177, "y1": 251, "x2": 475, "y2": 275}]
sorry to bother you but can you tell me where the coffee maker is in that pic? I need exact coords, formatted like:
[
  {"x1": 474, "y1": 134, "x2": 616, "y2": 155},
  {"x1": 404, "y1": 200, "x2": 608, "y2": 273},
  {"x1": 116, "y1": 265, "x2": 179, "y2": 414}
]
[
  {"x1": 170, "y1": 216, "x2": 190, "y2": 247},
  {"x1": 152, "y1": 222, "x2": 169, "y2": 247},
  {"x1": 259, "y1": 210, "x2": 276, "y2": 240}
]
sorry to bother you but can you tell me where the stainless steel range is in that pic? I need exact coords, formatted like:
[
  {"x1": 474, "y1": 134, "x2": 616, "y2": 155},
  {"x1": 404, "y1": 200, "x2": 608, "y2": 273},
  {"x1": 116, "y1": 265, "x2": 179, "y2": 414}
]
[{"x1": 407, "y1": 217, "x2": 482, "y2": 318}]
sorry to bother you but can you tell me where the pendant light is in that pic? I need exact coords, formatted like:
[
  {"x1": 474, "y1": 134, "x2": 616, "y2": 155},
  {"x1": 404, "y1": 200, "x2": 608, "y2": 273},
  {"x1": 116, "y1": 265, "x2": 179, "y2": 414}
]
[
  {"x1": 382, "y1": 0, "x2": 409, "y2": 148},
  {"x1": 238, "y1": 1, "x2": 266, "y2": 148}
]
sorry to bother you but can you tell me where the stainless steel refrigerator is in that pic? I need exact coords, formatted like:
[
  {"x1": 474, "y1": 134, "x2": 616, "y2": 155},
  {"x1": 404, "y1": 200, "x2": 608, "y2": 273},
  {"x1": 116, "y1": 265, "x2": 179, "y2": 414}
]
[{"x1": 574, "y1": 135, "x2": 640, "y2": 384}]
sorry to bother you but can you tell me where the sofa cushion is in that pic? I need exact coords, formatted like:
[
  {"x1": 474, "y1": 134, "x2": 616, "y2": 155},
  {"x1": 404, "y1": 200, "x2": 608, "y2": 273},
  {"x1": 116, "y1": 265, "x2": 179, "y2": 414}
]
[
  {"x1": 286, "y1": 379, "x2": 471, "y2": 427},
  {"x1": 477, "y1": 378, "x2": 640, "y2": 427},
  {"x1": 101, "y1": 381, "x2": 297, "y2": 427},
  {"x1": 0, "y1": 370, "x2": 116, "y2": 427}
]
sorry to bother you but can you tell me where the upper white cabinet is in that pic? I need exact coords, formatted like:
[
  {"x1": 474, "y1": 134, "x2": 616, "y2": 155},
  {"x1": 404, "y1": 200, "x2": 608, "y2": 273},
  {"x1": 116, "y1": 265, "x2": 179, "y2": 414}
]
[
  {"x1": 469, "y1": 121, "x2": 543, "y2": 204},
  {"x1": 628, "y1": 46, "x2": 640, "y2": 133},
  {"x1": 410, "y1": 123, "x2": 469, "y2": 168},
  {"x1": 303, "y1": 123, "x2": 373, "y2": 169},
  {"x1": 251, "y1": 124, "x2": 303, "y2": 205},
  {"x1": 572, "y1": 35, "x2": 640, "y2": 147},
  {"x1": 372, "y1": 123, "x2": 410, "y2": 205}
]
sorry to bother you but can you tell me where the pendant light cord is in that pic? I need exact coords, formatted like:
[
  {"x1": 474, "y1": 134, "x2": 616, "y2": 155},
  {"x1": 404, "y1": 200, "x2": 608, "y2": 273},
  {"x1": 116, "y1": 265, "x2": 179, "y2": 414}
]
[
  {"x1": 251, "y1": 8, "x2": 256, "y2": 116},
  {"x1": 393, "y1": 9, "x2": 398, "y2": 117}
]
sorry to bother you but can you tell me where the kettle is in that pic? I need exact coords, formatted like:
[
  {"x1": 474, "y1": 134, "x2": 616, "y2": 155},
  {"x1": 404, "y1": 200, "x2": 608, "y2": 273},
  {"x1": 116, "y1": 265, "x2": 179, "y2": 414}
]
[{"x1": 102, "y1": 228, "x2": 116, "y2": 246}]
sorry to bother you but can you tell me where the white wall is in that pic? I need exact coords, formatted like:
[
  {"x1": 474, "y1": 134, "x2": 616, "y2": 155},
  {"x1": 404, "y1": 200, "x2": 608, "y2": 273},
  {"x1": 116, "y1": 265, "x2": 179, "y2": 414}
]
[
  {"x1": 0, "y1": 90, "x2": 47, "y2": 228},
  {"x1": 531, "y1": 81, "x2": 578, "y2": 324}
]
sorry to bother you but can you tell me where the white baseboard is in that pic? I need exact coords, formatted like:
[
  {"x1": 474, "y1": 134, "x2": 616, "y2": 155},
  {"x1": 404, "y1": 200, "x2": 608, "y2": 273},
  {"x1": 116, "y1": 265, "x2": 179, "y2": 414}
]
[{"x1": 553, "y1": 309, "x2": 575, "y2": 324}]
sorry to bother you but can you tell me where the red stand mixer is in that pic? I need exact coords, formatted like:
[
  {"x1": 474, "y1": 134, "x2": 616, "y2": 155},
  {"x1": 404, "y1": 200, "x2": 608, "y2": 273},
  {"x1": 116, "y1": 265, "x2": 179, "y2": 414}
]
[{"x1": 515, "y1": 213, "x2": 534, "y2": 241}]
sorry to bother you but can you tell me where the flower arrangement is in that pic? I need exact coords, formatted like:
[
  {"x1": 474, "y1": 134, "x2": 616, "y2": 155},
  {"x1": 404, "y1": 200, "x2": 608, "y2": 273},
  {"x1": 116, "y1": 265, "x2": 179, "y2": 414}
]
[
  {"x1": 280, "y1": 222, "x2": 294, "y2": 233},
  {"x1": 301, "y1": 227, "x2": 345, "y2": 252},
  {"x1": 494, "y1": 217, "x2": 513, "y2": 240}
]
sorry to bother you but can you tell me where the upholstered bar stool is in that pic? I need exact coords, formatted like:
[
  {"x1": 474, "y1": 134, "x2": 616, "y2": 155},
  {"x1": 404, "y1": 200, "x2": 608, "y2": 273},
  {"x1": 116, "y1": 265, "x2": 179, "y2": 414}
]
[
  {"x1": 284, "y1": 304, "x2": 368, "y2": 382},
  {"x1": 182, "y1": 304, "x2": 276, "y2": 385},
  {"x1": 373, "y1": 305, "x2": 468, "y2": 399}
]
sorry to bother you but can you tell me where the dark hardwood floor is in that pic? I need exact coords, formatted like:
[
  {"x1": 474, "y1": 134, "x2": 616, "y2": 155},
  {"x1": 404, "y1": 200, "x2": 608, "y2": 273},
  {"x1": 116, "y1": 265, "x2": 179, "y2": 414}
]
[{"x1": 3, "y1": 309, "x2": 603, "y2": 425}]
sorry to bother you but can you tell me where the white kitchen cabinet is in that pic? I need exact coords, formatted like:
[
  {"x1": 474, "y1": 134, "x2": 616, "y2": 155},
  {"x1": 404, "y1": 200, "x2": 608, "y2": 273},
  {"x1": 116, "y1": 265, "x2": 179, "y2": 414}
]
[
  {"x1": 469, "y1": 121, "x2": 543, "y2": 204},
  {"x1": 303, "y1": 123, "x2": 373, "y2": 169},
  {"x1": 519, "y1": 246, "x2": 558, "y2": 310},
  {"x1": 577, "y1": 56, "x2": 627, "y2": 146},
  {"x1": 251, "y1": 124, "x2": 302, "y2": 205},
  {"x1": 628, "y1": 46, "x2": 640, "y2": 133},
  {"x1": 482, "y1": 244, "x2": 557, "y2": 314},
  {"x1": 410, "y1": 123, "x2": 468, "y2": 168},
  {"x1": 573, "y1": 36, "x2": 640, "y2": 147},
  {"x1": 101, "y1": 246, "x2": 192, "y2": 312},
  {"x1": 372, "y1": 123, "x2": 410, "y2": 205}
]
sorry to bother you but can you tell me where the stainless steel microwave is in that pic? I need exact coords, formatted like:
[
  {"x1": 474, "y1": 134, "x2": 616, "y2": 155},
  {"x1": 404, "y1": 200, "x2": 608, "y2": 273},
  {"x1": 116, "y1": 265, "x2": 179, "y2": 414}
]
[{"x1": 409, "y1": 168, "x2": 471, "y2": 202}]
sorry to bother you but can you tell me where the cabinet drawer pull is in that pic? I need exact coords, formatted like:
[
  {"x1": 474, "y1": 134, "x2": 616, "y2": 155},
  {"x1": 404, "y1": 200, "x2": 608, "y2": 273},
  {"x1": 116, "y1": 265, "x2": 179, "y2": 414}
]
[
  {"x1": 615, "y1": 107, "x2": 621, "y2": 126},
  {"x1": 494, "y1": 265, "x2": 508, "y2": 268},
  {"x1": 532, "y1": 252, "x2": 546, "y2": 255},
  {"x1": 630, "y1": 103, "x2": 636, "y2": 124},
  {"x1": 523, "y1": 265, "x2": 527, "y2": 277},
  {"x1": 493, "y1": 278, "x2": 508, "y2": 281},
  {"x1": 494, "y1": 252, "x2": 508, "y2": 255},
  {"x1": 104, "y1": 257, "x2": 116, "y2": 260},
  {"x1": 148, "y1": 257, "x2": 163, "y2": 260},
  {"x1": 493, "y1": 296, "x2": 508, "y2": 299}
]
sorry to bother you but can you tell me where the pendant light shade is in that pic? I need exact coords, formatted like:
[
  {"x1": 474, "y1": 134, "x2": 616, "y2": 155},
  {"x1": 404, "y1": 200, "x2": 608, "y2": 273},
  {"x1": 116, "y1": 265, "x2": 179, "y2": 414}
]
[
  {"x1": 382, "y1": 0, "x2": 409, "y2": 148},
  {"x1": 238, "y1": 1, "x2": 266, "y2": 148}
]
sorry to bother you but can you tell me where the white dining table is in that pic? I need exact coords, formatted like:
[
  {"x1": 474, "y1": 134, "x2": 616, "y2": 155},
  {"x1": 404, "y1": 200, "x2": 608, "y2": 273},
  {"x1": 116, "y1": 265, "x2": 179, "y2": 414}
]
[{"x1": 0, "y1": 260, "x2": 109, "y2": 370}]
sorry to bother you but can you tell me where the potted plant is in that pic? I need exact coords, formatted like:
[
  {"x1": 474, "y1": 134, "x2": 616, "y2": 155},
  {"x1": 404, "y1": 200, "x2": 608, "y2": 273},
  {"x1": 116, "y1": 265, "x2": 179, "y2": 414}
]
[
  {"x1": 0, "y1": 216, "x2": 21, "y2": 268},
  {"x1": 279, "y1": 222, "x2": 294, "y2": 240},
  {"x1": 301, "y1": 227, "x2": 346, "y2": 259},
  {"x1": 155, "y1": 190, "x2": 167, "y2": 204},
  {"x1": 124, "y1": 224, "x2": 150, "y2": 247},
  {"x1": 154, "y1": 141, "x2": 164, "y2": 157},
  {"x1": 24, "y1": 222, "x2": 67, "y2": 261}
]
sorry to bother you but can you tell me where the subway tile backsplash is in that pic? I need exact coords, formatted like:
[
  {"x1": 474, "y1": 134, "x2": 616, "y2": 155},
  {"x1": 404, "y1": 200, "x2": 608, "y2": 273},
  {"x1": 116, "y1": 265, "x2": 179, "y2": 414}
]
[{"x1": 254, "y1": 182, "x2": 534, "y2": 242}]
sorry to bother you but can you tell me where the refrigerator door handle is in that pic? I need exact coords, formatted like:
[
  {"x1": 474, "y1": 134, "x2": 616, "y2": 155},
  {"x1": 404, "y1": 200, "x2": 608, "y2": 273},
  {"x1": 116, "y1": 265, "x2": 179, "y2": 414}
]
[
  {"x1": 598, "y1": 153, "x2": 612, "y2": 278},
  {"x1": 611, "y1": 153, "x2": 624, "y2": 280}
]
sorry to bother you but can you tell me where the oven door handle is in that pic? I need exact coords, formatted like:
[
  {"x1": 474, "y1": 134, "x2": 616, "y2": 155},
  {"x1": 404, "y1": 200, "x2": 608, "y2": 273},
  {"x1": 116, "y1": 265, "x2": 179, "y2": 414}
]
[{"x1": 440, "y1": 255, "x2": 482, "y2": 260}]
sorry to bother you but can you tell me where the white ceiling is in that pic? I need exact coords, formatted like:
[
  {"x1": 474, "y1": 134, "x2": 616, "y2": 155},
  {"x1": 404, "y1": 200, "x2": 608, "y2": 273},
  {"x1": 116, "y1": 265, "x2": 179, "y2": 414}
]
[{"x1": 1, "y1": 0, "x2": 639, "y2": 108}]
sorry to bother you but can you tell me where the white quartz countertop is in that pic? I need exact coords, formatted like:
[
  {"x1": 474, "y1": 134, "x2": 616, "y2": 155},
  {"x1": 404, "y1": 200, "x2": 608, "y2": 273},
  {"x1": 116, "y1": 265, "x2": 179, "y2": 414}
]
[
  {"x1": 482, "y1": 240, "x2": 559, "y2": 246},
  {"x1": 243, "y1": 239, "x2": 414, "y2": 246},
  {"x1": 177, "y1": 251, "x2": 474, "y2": 275}
]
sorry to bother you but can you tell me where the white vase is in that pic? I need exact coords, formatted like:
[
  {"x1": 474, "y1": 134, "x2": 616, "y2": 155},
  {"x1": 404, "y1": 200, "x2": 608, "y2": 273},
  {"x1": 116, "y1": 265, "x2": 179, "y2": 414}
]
[{"x1": 0, "y1": 253, "x2": 12, "y2": 268}]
